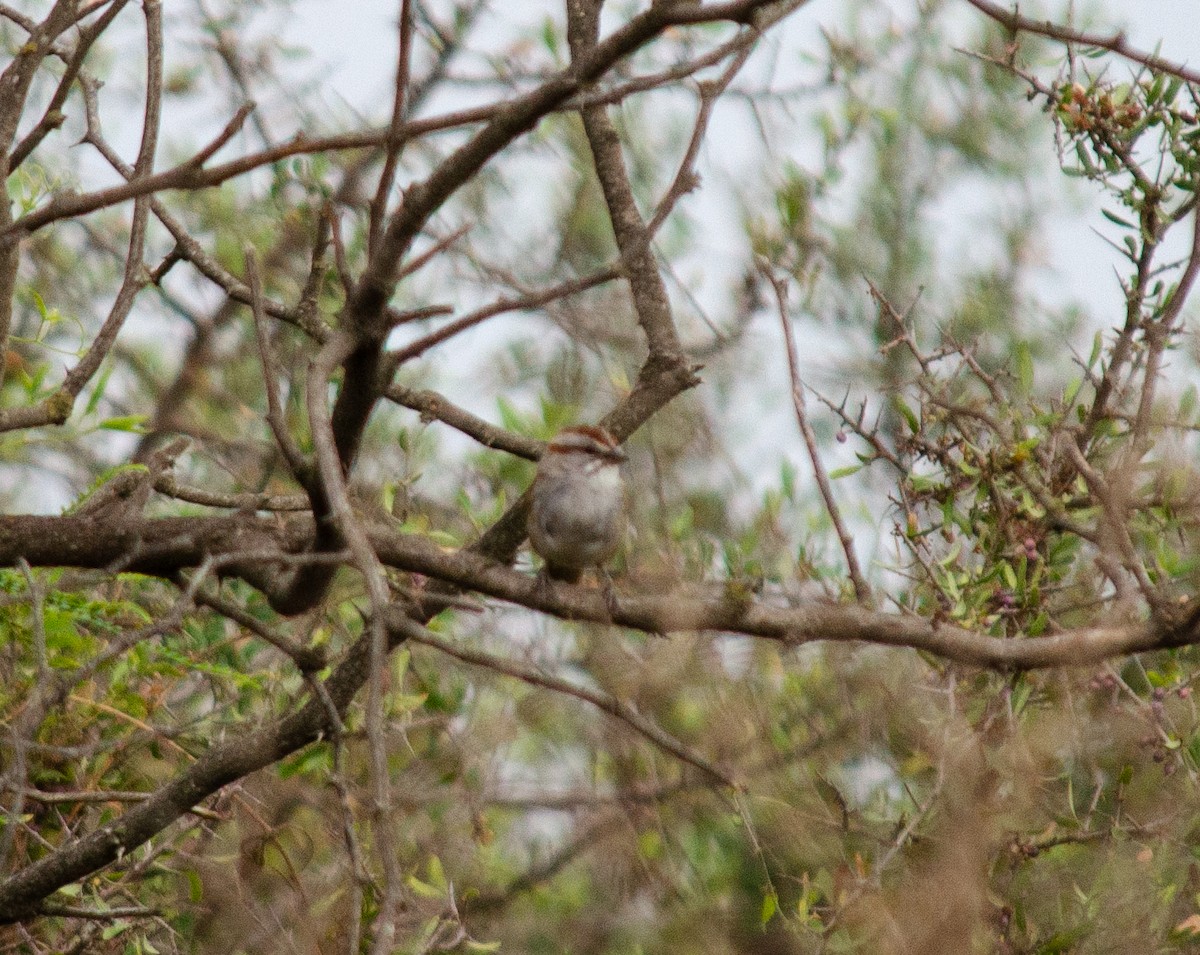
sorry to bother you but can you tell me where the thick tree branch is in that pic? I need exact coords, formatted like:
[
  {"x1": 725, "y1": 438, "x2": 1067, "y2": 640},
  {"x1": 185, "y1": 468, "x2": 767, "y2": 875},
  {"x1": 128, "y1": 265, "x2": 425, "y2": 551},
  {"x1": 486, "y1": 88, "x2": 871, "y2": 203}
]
[
  {"x1": 566, "y1": 0, "x2": 684, "y2": 359},
  {"x1": 0, "y1": 512, "x2": 1190, "y2": 671}
]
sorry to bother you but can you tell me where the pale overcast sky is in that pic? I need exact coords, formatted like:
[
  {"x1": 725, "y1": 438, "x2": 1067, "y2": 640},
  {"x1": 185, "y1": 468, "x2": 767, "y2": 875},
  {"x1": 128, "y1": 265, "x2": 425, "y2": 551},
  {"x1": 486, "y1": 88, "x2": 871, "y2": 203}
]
[{"x1": 282, "y1": 0, "x2": 1200, "y2": 114}]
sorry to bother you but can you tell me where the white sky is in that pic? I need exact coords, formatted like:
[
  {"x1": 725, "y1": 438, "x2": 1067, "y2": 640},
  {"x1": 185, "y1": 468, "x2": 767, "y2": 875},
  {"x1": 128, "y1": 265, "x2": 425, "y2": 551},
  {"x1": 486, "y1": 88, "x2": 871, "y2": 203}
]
[{"x1": 283, "y1": 1, "x2": 1200, "y2": 111}]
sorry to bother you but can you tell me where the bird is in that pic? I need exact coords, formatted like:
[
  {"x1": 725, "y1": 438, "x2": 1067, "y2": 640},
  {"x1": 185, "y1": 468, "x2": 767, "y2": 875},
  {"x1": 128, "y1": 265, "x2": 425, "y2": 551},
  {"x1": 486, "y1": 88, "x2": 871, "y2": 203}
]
[{"x1": 528, "y1": 424, "x2": 628, "y2": 584}]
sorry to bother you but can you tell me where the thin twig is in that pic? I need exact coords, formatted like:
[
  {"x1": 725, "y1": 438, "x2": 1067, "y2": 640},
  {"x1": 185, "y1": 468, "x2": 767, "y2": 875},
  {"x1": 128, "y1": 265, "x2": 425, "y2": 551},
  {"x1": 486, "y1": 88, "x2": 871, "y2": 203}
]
[
  {"x1": 395, "y1": 224, "x2": 471, "y2": 283},
  {"x1": 153, "y1": 475, "x2": 309, "y2": 511},
  {"x1": 385, "y1": 383, "x2": 543, "y2": 459},
  {"x1": 305, "y1": 331, "x2": 404, "y2": 952},
  {"x1": 760, "y1": 263, "x2": 872, "y2": 603},
  {"x1": 1133, "y1": 182, "x2": 1200, "y2": 452},
  {"x1": 35, "y1": 905, "x2": 161, "y2": 920},
  {"x1": 394, "y1": 614, "x2": 739, "y2": 788},
  {"x1": 647, "y1": 41, "x2": 755, "y2": 237},
  {"x1": 387, "y1": 266, "x2": 620, "y2": 367},
  {"x1": 1064, "y1": 441, "x2": 1161, "y2": 613},
  {"x1": 2, "y1": 0, "x2": 783, "y2": 244},
  {"x1": 305, "y1": 672, "x2": 369, "y2": 955},
  {"x1": 186, "y1": 100, "x2": 256, "y2": 168},
  {"x1": 963, "y1": 0, "x2": 1200, "y2": 85},
  {"x1": 0, "y1": 560, "x2": 47, "y2": 869},
  {"x1": 8, "y1": 0, "x2": 131, "y2": 171},
  {"x1": 0, "y1": 0, "x2": 163, "y2": 432},
  {"x1": 180, "y1": 573, "x2": 326, "y2": 672},
  {"x1": 368, "y1": 0, "x2": 415, "y2": 259},
  {"x1": 246, "y1": 247, "x2": 308, "y2": 477}
]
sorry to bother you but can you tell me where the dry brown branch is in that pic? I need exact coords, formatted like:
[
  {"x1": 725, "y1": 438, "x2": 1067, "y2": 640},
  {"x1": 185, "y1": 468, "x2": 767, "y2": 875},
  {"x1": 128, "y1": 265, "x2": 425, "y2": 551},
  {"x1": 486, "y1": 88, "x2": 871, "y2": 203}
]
[
  {"x1": 1133, "y1": 186, "x2": 1200, "y2": 450},
  {"x1": 0, "y1": 511, "x2": 1192, "y2": 672},
  {"x1": 386, "y1": 265, "x2": 621, "y2": 367},
  {"x1": 384, "y1": 384, "x2": 544, "y2": 459},
  {"x1": 399, "y1": 616, "x2": 737, "y2": 787},
  {"x1": 1, "y1": 1, "x2": 775, "y2": 246},
  {"x1": 246, "y1": 249, "x2": 307, "y2": 477},
  {"x1": 181, "y1": 574, "x2": 326, "y2": 672},
  {"x1": 462, "y1": 816, "x2": 620, "y2": 915},
  {"x1": 153, "y1": 474, "x2": 308, "y2": 511},
  {"x1": 34, "y1": 905, "x2": 160, "y2": 921},
  {"x1": 964, "y1": 0, "x2": 1200, "y2": 85},
  {"x1": 762, "y1": 264, "x2": 872, "y2": 603},
  {"x1": 0, "y1": 0, "x2": 163, "y2": 434},
  {"x1": 367, "y1": 0, "x2": 416, "y2": 258},
  {"x1": 8, "y1": 0, "x2": 130, "y2": 172},
  {"x1": 304, "y1": 330, "x2": 404, "y2": 950},
  {"x1": 567, "y1": 0, "x2": 683, "y2": 360},
  {"x1": 0, "y1": 0, "x2": 106, "y2": 388}
]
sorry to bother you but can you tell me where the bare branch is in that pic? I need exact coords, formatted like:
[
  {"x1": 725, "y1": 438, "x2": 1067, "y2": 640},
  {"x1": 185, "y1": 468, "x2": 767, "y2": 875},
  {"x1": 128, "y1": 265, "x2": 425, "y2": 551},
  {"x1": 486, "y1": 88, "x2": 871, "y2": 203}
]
[
  {"x1": 246, "y1": 248, "x2": 308, "y2": 477},
  {"x1": 385, "y1": 384, "x2": 544, "y2": 459},
  {"x1": 0, "y1": 511, "x2": 1194, "y2": 672},
  {"x1": 762, "y1": 264, "x2": 872, "y2": 603},
  {"x1": 305, "y1": 331, "x2": 404, "y2": 952},
  {"x1": 964, "y1": 0, "x2": 1200, "y2": 85},
  {"x1": 566, "y1": 0, "x2": 683, "y2": 360},
  {"x1": 399, "y1": 615, "x2": 738, "y2": 787},
  {"x1": 367, "y1": 0, "x2": 415, "y2": 258},
  {"x1": 386, "y1": 265, "x2": 620, "y2": 367},
  {"x1": 8, "y1": 0, "x2": 131, "y2": 172}
]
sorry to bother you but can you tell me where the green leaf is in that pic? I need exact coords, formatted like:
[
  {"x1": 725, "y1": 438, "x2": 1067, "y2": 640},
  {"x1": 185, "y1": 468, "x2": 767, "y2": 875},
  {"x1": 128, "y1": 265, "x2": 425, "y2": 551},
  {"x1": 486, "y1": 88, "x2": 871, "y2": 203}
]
[
  {"x1": 83, "y1": 363, "x2": 113, "y2": 417},
  {"x1": 1181, "y1": 385, "x2": 1198, "y2": 423},
  {"x1": 1146, "y1": 74, "x2": 1164, "y2": 105},
  {"x1": 540, "y1": 15, "x2": 558, "y2": 59},
  {"x1": 780, "y1": 459, "x2": 797, "y2": 499},
  {"x1": 1165, "y1": 76, "x2": 1183, "y2": 105},
  {"x1": 1001, "y1": 562, "x2": 1017, "y2": 589},
  {"x1": 1011, "y1": 678, "x2": 1033, "y2": 716},
  {"x1": 1062, "y1": 375, "x2": 1082, "y2": 406},
  {"x1": 427, "y1": 854, "x2": 448, "y2": 891},
  {"x1": 760, "y1": 888, "x2": 778, "y2": 927},
  {"x1": 187, "y1": 868, "x2": 203, "y2": 903},
  {"x1": 1014, "y1": 341, "x2": 1033, "y2": 394},
  {"x1": 101, "y1": 921, "x2": 130, "y2": 940},
  {"x1": 495, "y1": 396, "x2": 523, "y2": 433},
  {"x1": 893, "y1": 397, "x2": 919, "y2": 433},
  {"x1": 1101, "y1": 208, "x2": 1135, "y2": 229},
  {"x1": 639, "y1": 830, "x2": 664, "y2": 860},
  {"x1": 829, "y1": 464, "x2": 864, "y2": 480},
  {"x1": 98, "y1": 414, "x2": 148, "y2": 433},
  {"x1": 407, "y1": 874, "x2": 444, "y2": 900},
  {"x1": 278, "y1": 745, "x2": 332, "y2": 779}
]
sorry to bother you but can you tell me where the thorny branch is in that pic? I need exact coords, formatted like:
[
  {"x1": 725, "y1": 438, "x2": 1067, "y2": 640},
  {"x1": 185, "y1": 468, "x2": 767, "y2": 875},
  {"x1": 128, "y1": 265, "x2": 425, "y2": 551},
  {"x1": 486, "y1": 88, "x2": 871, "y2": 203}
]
[
  {"x1": 6, "y1": 0, "x2": 1200, "y2": 943},
  {"x1": 964, "y1": 0, "x2": 1200, "y2": 86}
]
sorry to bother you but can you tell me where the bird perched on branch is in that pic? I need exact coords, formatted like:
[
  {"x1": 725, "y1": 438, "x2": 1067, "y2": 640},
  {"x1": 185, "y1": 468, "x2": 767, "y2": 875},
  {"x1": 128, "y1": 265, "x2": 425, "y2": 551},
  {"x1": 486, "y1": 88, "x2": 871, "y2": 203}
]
[{"x1": 529, "y1": 424, "x2": 627, "y2": 584}]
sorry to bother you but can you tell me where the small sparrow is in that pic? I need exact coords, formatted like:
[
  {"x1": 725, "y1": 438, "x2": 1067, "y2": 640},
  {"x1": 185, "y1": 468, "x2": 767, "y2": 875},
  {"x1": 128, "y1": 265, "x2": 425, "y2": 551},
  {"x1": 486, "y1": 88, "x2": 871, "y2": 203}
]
[{"x1": 529, "y1": 425, "x2": 627, "y2": 584}]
